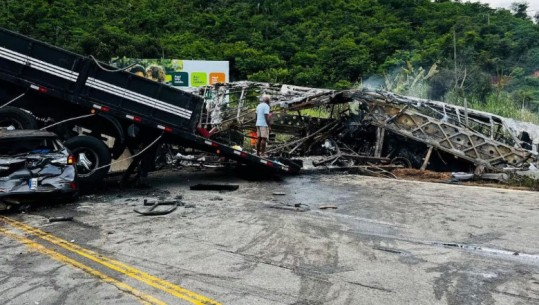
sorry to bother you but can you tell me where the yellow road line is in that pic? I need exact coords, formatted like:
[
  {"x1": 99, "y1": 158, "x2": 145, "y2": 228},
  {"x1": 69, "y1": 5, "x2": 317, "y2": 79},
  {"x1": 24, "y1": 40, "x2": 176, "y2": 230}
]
[
  {"x1": 0, "y1": 227, "x2": 167, "y2": 305},
  {"x1": 0, "y1": 216, "x2": 221, "y2": 305}
]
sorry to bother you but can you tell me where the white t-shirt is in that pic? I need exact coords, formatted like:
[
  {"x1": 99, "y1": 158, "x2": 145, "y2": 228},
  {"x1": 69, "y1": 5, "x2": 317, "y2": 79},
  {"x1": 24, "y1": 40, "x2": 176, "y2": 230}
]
[{"x1": 256, "y1": 103, "x2": 270, "y2": 127}]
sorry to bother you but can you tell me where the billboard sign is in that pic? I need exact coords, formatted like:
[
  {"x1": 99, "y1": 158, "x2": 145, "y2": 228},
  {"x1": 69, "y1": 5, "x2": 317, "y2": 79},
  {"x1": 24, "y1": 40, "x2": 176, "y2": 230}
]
[{"x1": 112, "y1": 58, "x2": 229, "y2": 89}]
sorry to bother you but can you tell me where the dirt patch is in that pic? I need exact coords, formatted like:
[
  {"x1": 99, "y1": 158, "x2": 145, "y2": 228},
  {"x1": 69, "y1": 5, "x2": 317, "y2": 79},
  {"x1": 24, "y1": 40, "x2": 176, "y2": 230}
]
[
  {"x1": 461, "y1": 182, "x2": 534, "y2": 191},
  {"x1": 391, "y1": 168, "x2": 537, "y2": 192},
  {"x1": 392, "y1": 168, "x2": 452, "y2": 181}
]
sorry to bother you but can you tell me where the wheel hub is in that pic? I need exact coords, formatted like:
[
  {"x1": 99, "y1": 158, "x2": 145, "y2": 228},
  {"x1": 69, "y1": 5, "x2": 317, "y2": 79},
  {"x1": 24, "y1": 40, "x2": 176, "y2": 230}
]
[{"x1": 77, "y1": 152, "x2": 93, "y2": 171}]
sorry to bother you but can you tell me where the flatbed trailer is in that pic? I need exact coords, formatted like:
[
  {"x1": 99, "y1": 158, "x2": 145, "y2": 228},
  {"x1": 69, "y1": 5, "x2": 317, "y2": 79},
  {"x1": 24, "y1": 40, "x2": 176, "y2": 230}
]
[{"x1": 0, "y1": 28, "x2": 299, "y2": 186}]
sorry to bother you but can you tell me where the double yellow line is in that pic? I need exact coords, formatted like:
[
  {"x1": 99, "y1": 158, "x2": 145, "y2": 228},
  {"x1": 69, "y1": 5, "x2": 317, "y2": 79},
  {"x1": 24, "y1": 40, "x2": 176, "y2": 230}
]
[
  {"x1": 0, "y1": 227, "x2": 165, "y2": 305},
  {"x1": 0, "y1": 216, "x2": 221, "y2": 305}
]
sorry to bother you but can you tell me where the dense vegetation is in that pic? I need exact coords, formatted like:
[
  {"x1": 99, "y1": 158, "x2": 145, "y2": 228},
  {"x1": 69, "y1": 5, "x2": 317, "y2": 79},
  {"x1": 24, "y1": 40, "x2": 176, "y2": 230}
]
[{"x1": 1, "y1": 0, "x2": 539, "y2": 120}]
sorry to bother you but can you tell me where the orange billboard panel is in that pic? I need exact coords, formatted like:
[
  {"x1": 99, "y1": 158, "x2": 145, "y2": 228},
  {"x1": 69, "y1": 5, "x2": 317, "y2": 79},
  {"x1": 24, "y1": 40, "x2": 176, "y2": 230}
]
[{"x1": 209, "y1": 72, "x2": 226, "y2": 85}]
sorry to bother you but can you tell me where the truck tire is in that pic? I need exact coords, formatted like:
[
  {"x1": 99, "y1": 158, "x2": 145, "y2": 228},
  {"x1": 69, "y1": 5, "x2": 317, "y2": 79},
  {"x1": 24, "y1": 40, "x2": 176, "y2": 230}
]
[
  {"x1": 0, "y1": 106, "x2": 38, "y2": 129},
  {"x1": 390, "y1": 157, "x2": 412, "y2": 168},
  {"x1": 65, "y1": 136, "x2": 111, "y2": 188},
  {"x1": 395, "y1": 148, "x2": 422, "y2": 168}
]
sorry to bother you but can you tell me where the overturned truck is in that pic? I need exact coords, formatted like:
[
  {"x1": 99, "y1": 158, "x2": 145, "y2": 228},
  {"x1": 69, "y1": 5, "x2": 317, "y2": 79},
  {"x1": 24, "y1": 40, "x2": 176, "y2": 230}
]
[
  {"x1": 0, "y1": 28, "x2": 299, "y2": 193},
  {"x1": 200, "y1": 82, "x2": 539, "y2": 180}
]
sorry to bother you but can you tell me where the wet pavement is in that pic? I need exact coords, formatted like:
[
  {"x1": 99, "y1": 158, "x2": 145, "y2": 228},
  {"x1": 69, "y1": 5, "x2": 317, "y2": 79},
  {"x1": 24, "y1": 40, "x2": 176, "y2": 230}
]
[{"x1": 1, "y1": 169, "x2": 539, "y2": 304}]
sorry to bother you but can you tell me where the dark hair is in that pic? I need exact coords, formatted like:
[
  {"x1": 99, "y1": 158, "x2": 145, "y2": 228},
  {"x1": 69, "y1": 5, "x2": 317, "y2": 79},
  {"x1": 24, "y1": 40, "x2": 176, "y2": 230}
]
[
  {"x1": 146, "y1": 65, "x2": 166, "y2": 82},
  {"x1": 129, "y1": 65, "x2": 147, "y2": 77}
]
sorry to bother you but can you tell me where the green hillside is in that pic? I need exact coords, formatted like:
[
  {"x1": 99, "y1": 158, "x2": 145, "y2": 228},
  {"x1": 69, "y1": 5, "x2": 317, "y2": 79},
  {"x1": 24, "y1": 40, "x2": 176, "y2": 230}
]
[{"x1": 1, "y1": 0, "x2": 539, "y2": 118}]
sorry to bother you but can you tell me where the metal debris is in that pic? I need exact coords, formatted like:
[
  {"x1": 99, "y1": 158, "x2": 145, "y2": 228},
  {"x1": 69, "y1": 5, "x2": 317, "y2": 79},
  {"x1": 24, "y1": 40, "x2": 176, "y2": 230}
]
[
  {"x1": 48, "y1": 216, "x2": 74, "y2": 222},
  {"x1": 134, "y1": 199, "x2": 181, "y2": 216},
  {"x1": 190, "y1": 184, "x2": 239, "y2": 191},
  {"x1": 198, "y1": 81, "x2": 539, "y2": 182},
  {"x1": 319, "y1": 205, "x2": 337, "y2": 210},
  {"x1": 269, "y1": 202, "x2": 310, "y2": 212},
  {"x1": 143, "y1": 199, "x2": 180, "y2": 206}
]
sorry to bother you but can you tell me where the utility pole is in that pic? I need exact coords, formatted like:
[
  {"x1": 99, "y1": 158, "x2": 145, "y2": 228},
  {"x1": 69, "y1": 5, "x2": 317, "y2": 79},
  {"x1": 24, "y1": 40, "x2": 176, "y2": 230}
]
[
  {"x1": 454, "y1": 27, "x2": 468, "y2": 127},
  {"x1": 453, "y1": 28, "x2": 457, "y2": 90},
  {"x1": 464, "y1": 97, "x2": 469, "y2": 128}
]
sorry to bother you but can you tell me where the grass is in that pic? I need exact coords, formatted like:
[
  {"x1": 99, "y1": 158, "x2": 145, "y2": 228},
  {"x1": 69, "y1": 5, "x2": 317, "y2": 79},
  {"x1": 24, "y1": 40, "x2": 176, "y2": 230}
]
[
  {"x1": 443, "y1": 90, "x2": 539, "y2": 124},
  {"x1": 298, "y1": 108, "x2": 331, "y2": 118}
]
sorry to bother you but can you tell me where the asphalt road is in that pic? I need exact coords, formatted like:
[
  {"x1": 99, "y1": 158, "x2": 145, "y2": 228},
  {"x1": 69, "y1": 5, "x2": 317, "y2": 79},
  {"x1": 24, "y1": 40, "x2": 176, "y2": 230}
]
[{"x1": 1, "y1": 169, "x2": 539, "y2": 305}]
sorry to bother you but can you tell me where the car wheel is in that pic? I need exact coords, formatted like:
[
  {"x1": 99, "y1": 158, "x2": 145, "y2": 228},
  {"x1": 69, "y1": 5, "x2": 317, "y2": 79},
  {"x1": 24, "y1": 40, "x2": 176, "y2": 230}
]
[
  {"x1": 0, "y1": 106, "x2": 38, "y2": 129},
  {"x1": 65, "y1": 136, "x2": 111, "y2": 188}
]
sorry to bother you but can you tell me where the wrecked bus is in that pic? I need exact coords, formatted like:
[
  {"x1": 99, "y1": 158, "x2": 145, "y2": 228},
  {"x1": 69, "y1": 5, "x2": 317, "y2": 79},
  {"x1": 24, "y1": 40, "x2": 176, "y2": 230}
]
[{"x1": 200, "y1": 81, "x2": 539, "y2": 180}]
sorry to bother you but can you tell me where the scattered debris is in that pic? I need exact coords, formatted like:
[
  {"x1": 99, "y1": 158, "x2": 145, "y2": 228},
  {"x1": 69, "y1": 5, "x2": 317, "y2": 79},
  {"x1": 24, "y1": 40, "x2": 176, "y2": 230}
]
[
  {"x1": 374, "y1": 247, "x2": 403, "y2": 254},
  {"x1": 482, "y1": 173, "x2": 510, "y2": 182},
  {"x1": 190, "y1": 184, "x2": 239, "y2": 191},
  {"x1": 134, "y1": 198, "x2": 181, "y2": 216},
  {"x1": 451, "y1": 172, "x2": 474, "y2": 181},
  {"x1": 210, "y1": 196, "x2": 224, "y2": 201},
  {"x1": 142, "y1": 199, "x2": 180, "y2": 206},
  {"x1": 269, "y1": 202, "x2": 310, "y2": 212},
  {"x1": 48, "y1": 216, "x2": 74, "y2": 223},
  {"x1": 319, "y1": 205, "x2": 337, "y2": 210},
  {"x1": 0, "y1": 202, "x2": 11, "y2": 211}
]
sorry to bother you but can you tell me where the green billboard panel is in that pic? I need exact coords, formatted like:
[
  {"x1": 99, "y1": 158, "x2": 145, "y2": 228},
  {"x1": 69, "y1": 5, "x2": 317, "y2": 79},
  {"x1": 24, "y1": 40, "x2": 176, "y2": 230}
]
[{"x1": 190, "y1": 72, "x2": 207, "y2": 87}]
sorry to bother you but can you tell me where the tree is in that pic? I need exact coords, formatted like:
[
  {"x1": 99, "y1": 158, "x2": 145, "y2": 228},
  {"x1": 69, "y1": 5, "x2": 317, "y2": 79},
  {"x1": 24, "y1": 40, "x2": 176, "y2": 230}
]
[
  {"x1": 1, "y1": 0, "x2": 538, "y2": 99},
  {"x1": 510, "y1": 1, "x2": 529, "y2": 19}
]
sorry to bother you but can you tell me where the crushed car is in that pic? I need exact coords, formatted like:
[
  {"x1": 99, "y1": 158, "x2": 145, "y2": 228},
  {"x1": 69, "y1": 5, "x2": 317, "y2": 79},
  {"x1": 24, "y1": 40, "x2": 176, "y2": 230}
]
[{"x1": 0, "y1": 130, "x2": 78, "y2": 210}]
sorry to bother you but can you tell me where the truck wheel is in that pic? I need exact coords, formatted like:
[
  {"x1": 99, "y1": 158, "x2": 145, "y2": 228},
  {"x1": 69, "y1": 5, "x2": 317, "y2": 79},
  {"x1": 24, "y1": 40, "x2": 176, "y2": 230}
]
[
  {"x1": 390, "y1": 157, "x2": 412, "y2": 168},
  {"x1": 65, "y1": 136, "x2": 111, "y2": 188},
  {"x1": 0, "y1": 106, "x2": 38, "y2": 129},
  {"x1": 394, "y1": 147, "x2": 422, "y2": 168}
]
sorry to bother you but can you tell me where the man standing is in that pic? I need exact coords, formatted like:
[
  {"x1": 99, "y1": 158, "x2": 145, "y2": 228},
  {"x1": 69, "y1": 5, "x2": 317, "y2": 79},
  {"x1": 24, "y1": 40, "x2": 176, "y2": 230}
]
[{"x1": 256, "y1": 95, "x2": 271, "y2": 157}]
